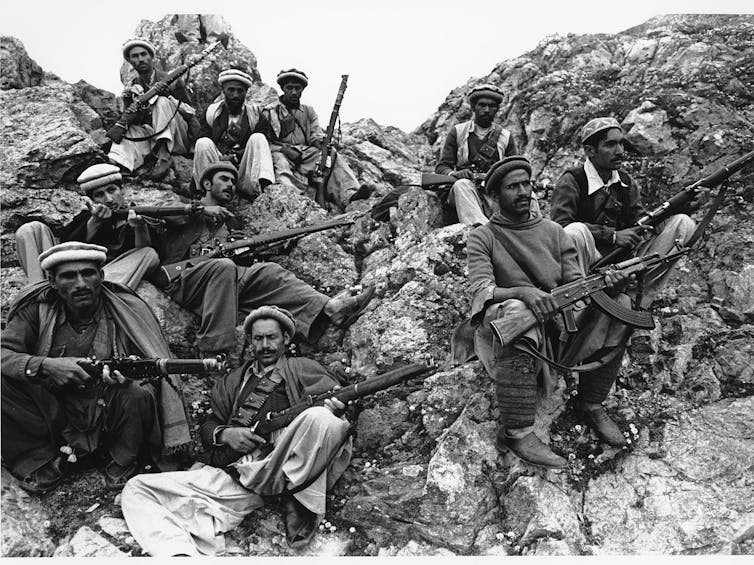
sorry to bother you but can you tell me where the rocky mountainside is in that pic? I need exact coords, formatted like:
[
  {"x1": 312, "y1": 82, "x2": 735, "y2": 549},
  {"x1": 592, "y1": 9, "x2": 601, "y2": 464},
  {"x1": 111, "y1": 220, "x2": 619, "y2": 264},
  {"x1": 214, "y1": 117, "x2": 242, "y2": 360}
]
[{"x1": 1, "y1": 13, "x2": 753, "y2": 557}]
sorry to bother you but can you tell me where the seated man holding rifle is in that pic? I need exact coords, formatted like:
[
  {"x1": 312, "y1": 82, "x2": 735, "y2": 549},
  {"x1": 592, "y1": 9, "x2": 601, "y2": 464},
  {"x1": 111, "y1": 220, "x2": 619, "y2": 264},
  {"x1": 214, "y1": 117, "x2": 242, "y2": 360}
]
[
  {"x1": 14, "y1": 163, "x2": 160, "y2": 289},
  {"x1": 121, "y1": 305, "x2": 353, "y2": 555},
  {"x1": 153, "y1": 162, "x2": 374, "y2": 358},
  {"x1": 551, "y1": 117, "x2": 695, "y2": 305},
  {"x1": 467, "y1": 156, "x2": 635, "y2": 469},
  {"x1": 1, "y1": 242, "x2": 191, "y2": 493}
]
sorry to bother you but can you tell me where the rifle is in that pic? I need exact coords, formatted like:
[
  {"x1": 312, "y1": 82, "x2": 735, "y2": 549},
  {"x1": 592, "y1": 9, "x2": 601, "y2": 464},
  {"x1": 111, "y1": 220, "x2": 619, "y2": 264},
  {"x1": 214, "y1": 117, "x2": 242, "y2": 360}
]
[
  {"x1": 158, "y1": 212, "x2": 360, "y2": 286},
  {"x1": 591, "y1": 149, "x2": 754, "y2": 269},
  {"x1": 313, "y1": 74, "x2": 349, "y2": 207},
  {"x1": 79, "y1": 356, "x2": 227, "y2": 389},
  {"x1": 106, "y1": 34, "x2": 229, "y2": 143},
  {"x1": 109, "y1": 203, "x2": 202, "y2": 221},
  {"x1": 491, "y1": 249, "x2": 691, "y2": 348}
]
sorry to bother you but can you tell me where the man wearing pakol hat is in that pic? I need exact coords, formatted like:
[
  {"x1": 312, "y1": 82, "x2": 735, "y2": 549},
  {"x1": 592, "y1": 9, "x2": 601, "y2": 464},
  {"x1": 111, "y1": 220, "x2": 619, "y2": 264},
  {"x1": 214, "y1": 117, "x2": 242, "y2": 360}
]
[
  {"x1": 261, "y1": 68, "x2": 370, "y2": 209},
  {"x1": 192, "y1": 68, "x2": 275, "y2": 198},
  {"x1": 106, "y1": 38, "x2": 197, "y2": 180},
  {"x1": 13, "y1": 163, "x2": 159, "y2": 289},
  {"x1": 435, "y1": 84, "x2": 525, "y2": 225},
  {"x1": 154, "y1": 162, "x2": 374, "y2": 358},
  {"x1": 464, "y1": 156, "x2": 633, "y2": 469},
  {"x1": 551, "y1": 117, "x2": 695, "y2": 305},
  {"x1": 121, "y1": 305, "x2": 352, "y2": 555},
  {"x1": 1, "y1": 242, "x2": 191, "y2": 494}
]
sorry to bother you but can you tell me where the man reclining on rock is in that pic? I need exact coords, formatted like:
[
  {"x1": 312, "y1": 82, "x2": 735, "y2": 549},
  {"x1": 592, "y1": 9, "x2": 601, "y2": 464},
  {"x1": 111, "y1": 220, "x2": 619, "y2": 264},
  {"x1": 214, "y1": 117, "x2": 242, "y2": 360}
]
[
  {"x1": 192, "y1": 68, "x2": 275, "y2": 199},
  {"x1": 1, "y1": 242, "x2": 191, "y2": 493},
  {"x1": 121, "y1": 305, "x2": 352, "y2": 555},
  {"x1": 466, "y1": 156, "x2": 633, "y2": 468},
  {"x1": 14, "y1": 163, "x2": 159, "y2": 289},
  {"x1": 152, "y1": 161, "x2": 374, "y2": 358}
]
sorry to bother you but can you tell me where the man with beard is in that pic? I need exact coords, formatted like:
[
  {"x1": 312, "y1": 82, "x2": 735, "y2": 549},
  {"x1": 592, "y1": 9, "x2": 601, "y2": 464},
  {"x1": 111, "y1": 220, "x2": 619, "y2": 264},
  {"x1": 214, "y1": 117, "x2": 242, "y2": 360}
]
[
  {"x1": 14, "y1": 163, "x2": 159, "y2": 289},
  {"x1": 121, "y1": 306, "x2": 352, "y2": 555},
  {"x1": 192, "y1": 69, "x2": 275, "y2": 199},
  {"x1": 435, "y1": 84, "x2": 520, "y2": 225},
  {"x1": 467, "y1": 156, "x2": 633, "y2": 468},
  {"x1": 261, "y1": 68, "x2": 371, "y2": 209},
  {"x1": 154, "y1": 162, "x2": 374, "y2": 358},
  {"x1": 551, "y1": 117, "x2": 695, "y2": 305},
  {"x1": 1, "y1": 242, "x2": 190, "y2": 493},
  {"x1": 106, "y1": 38, "x2": 196, "y2": 180}
]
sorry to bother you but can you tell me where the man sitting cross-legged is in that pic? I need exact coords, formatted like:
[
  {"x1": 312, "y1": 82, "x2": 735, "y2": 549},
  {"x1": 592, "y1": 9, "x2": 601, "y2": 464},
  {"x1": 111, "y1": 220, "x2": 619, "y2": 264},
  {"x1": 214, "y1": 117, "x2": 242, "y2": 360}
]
[{"x1": 121, "y1": 306, "x2": 352, "y2": 555}]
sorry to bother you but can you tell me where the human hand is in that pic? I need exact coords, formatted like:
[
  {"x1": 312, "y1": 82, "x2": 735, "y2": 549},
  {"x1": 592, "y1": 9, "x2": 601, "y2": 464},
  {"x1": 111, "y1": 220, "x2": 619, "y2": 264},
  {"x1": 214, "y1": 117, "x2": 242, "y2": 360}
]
[
  {"x1": 451, "y1": 169, "x2": 475, "y2": 180},
  {"x1": 202, "y1": 206, "x2": 235, "y2": 221},
  {"x1": 614, "y1": 226, "x2": 653, "y2": 248},
  {"x1": 126, "y1": 208, "x2": 145, "y2": 228},
  {"x1": 40, "y1": 357, "x2": 93, "y2": 388},
  {"x1": 101, "y1": 364, "x2": 128, "y2": 386},
  {"x1": 154, "y1": 81, "x2": 170, "y2": 97},
  {"x1": 219, "y1": 427, "x2": 267, "y2": 453},
  {"x1": 603, "y1": 269, "x2": 631, "y2": 296},
  {"x1": 323, "y1": 386, "x2": 347, "y2": 417},
  {"x1": 516, "y1": 287, "x2": 559, "y2": 322}
]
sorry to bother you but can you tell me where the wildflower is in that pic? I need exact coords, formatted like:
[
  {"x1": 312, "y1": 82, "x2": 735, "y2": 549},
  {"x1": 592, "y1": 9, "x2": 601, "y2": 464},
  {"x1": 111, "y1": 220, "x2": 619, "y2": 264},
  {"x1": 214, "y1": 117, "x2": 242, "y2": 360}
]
[{"x1": 349, "y1": 527, "x2": 356, "y2": 534}]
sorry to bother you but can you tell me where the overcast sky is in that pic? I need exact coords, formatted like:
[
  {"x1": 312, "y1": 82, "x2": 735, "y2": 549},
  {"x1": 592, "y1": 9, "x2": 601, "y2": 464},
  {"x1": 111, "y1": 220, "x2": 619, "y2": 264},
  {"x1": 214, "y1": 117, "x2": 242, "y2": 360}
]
[{"x1": 3, "y1": 0, "x2": 752, "y2": 132}]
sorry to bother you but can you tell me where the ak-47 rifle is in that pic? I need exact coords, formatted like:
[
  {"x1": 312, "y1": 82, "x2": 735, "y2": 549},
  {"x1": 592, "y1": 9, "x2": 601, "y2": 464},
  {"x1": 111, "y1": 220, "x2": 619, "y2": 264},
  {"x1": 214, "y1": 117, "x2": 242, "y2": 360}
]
[
  {"x1": 592, "y1": 149, "x2": 754, "y2": 270},
  {"x1": 109, "y1": 203, "x2": 203, "y2": 221},
  {"x1": 491, "y1": 249, "x2": 691, "y2": 348},
  {"x1": 313, "y1": 75, "x2": 349, "y2": 207},
  {"x1": 158, "y1": 212, "x2": 360, "y2": 286},
  {"x1": 106, "y1": 34, "x2": 229, "y2": 143},
  {"x1": 79, "y1": 356, "x2": 227, "y2": 390}
]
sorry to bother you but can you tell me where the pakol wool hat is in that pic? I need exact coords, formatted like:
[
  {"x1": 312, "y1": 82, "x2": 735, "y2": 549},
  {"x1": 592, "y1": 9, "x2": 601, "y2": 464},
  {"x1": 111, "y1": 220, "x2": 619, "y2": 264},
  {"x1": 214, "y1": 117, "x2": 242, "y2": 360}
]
[
  {"x1": 77, "y1": 163, "x2": 122, "y2": 194},
  {"x1": 485, "y1": 156, "x2": 533, "y2": 192},
  {"x1": 581, "y1": 117, "x2": 622, "y2": 144},
  {"x1": 122, "y1": 38, "x2": 156, "y2": 60},
  {"x1": 218, "y1": 69, "x2": 253, "y2": 89},
  {"x1": 199, "y1": 162, "x2": 238, "y2": 186},
  {"x1": 243, "y1": 305, "x2": 296, "y2": 337},
  {"x1": 468, "y1": 83, "x2": 504, "y2": 106},
  {"x1": 276, "y1": 68, "x2": 308, "y2": 88},
  {"x1": 39, "y1": 242, "x2": 108, "y2": 273}
]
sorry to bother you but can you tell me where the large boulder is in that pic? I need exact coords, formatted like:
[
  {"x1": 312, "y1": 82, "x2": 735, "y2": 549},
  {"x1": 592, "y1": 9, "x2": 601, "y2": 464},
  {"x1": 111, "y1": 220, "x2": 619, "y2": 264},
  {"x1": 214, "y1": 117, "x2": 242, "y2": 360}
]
[{"x1": 0, "y1": 36, "x2": 45, "y2": 90}]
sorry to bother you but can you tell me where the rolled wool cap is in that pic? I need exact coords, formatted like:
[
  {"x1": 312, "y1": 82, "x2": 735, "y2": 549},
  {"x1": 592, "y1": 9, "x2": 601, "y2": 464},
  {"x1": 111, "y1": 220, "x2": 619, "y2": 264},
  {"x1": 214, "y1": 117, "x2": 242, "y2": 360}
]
[
  {"x1": 218, "y1": 69, "x2": 253, "y2": 88},
  {"x1": 485, "y1": 156, "x2": 533, "y2": 191},
  {"x1": 77, "y1": 163, "x2": 122, "y2": 194},
  {"x1": 581, "y1": 117, "x2": 622, "y2": 143},
  {"x1": 468, "y1": 83, "x2": 504, "y2": 106},
  {"x1": 276, "y1": 68, "x2": 308, "y2": 88},
  {"x1": 39, "y1": 242, "x2": 108, "y2": 273},
  {"x1": 243, "y1": 305, "x2": 296, "y2": 336},
  {"x1": 121, "y1": 38, "x2": 156, "y2": 60},
  {"x1": 200, "y1": 162, "x2": 238, "y2": 185}
]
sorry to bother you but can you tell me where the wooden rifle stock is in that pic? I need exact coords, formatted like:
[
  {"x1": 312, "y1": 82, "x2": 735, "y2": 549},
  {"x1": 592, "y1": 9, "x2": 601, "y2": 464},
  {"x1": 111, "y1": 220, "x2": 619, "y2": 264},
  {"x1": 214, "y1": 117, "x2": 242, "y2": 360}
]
[{"x1": 314, "y1": 75, "x2": 349, "y2": 207}]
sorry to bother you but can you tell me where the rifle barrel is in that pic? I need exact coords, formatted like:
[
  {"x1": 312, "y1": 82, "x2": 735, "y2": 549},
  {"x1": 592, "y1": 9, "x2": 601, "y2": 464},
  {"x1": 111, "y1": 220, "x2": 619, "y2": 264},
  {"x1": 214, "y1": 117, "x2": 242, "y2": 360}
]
[{"x1": 110, "y1": 204, "x2": 196, "y2": 220}]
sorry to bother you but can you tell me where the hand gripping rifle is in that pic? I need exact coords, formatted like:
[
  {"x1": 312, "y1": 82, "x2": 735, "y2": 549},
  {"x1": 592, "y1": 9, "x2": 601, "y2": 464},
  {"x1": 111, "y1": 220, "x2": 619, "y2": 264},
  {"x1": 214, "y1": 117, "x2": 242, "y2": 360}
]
[
  {"x1": 79, "y1": 356, "x2": 227, "y2": 391},
  {"x1": 158, "y1": 212, "x2": 361, "y2": 286},
  {"x1": 591, "y1": 149, "x2": 754, "y2": 270},
  {"x1": 490, "y1": 249, "x2": 691, "y2": 348},
  {"x1": 106, "y1": 34, "x2": 230, "y2": 143},
  {"x1": 109, "y1": 202, "x2": 203, "y2": 221},
  {"x1": 313, "y1": 74, "x2": 349, "y2": 207}
]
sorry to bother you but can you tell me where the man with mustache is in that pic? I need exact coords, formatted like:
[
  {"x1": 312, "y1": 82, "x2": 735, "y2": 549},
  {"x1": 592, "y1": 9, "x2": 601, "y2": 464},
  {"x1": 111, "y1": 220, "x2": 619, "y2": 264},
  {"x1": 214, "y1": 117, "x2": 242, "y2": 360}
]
[
  {"x1": 551, "y1": 117, "x2": 695, "y2": 305},
  {"x1": 155, "y1": 162, "x2": 374, "y2": 359},
  {"x1": 192, "y1": 69, "x2": 275, "y2": 199},
  {"x1": 107, "y1": 38, "x2": 196, "y2": 181},
  {"x1": 435, "y1": 84, "x2": 521, "y2": 225},
  {"x1": 1, "y1": 242, "x2": 190, "y2": 493},
  {"x1": 121, "y1": 306, "x2": 352, "y2": 555},
  {"x1": 261, "y1": 69, "x2": 372, "y2": 210},
  {"x1": 467, "y1": 156, "x2": 633, "y2": 468},
  {"x1": 13, "y1": 163, "x2": 159, "y2": 289}
]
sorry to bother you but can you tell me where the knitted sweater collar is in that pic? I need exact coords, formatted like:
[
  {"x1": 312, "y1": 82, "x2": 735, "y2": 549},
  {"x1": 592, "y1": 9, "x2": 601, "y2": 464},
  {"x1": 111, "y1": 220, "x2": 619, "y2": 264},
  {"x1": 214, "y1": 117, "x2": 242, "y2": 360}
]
[{"x1": 489, "y1": 212, "x2": 541, "y2": 230}]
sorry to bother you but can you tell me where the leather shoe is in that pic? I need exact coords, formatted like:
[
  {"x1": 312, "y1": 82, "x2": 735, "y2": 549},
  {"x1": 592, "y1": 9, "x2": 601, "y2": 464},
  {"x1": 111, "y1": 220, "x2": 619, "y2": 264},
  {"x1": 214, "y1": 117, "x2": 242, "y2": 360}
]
[
  {"x1": 327, "y1": 286, "x2": 375, "y2": 328},
  {"x1": 19, "y1": 456, "x2": 65, "y2": 495},
  {"x1": 500, "y1": 432, "x2": 568, "y2": 469},
  {"x1": 580, "y1": 405, "x2": 627, "y2": 447},
  {"x1": 283, "y1": 496, "x2": 318, "y2": 549},
  {"x1": 103, "y1": 460, "x2": 139, "y2": 490}
]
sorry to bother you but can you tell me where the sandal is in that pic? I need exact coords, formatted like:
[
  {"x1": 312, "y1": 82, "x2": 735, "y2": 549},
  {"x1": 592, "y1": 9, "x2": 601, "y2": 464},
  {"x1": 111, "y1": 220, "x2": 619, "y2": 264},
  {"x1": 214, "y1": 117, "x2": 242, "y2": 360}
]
[{"x1": 283, "y1": 496, "x2": 318, "y2": 549}]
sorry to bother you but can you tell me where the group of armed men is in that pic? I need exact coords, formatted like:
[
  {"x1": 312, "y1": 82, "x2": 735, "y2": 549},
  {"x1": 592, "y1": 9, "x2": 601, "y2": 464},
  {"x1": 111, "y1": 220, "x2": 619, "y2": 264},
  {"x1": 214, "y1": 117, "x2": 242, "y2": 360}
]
[{"x1": 0, "y1": 36, "x2": 696, "y2": 556}]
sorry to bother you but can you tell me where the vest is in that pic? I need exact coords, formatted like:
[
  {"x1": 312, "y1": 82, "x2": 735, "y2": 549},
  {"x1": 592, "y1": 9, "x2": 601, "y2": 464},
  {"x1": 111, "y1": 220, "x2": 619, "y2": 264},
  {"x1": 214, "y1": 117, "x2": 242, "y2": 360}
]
[
  {"x1": 455, "y1": 120, "x2": 511, "y2": 169},
  {"x1": 566, "y1": 166, "x2": 636, "y2": 230}
]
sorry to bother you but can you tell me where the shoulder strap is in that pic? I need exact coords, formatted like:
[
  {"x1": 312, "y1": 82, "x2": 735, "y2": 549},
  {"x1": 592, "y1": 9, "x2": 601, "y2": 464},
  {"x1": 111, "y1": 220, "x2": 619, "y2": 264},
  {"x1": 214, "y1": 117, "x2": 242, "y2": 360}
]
[{"x1": 470, "y1": 125, "x2": 503, "y2": 172}]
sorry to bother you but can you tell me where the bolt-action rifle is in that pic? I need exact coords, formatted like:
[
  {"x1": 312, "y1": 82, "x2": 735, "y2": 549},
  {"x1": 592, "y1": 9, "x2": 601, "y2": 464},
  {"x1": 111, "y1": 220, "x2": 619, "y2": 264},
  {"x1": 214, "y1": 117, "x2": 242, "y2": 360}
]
[
  {"x1": 491, "y1": 249, "x2": 691, "y2": 348},
  {"x1": 158, "y1": 212, "x2": 361, "y2": 286},
  {"x1": 79, "y1": 356, "x2": 227, "y2": 390},
  {"x1": 108, "y1": 202, "x2": 203, "y2": 221},
  {"x1": 106, "y1": 34, "x2": 229, "y2": 143},
  {"x1": 592, "y1": 149, "x2": 754, "y2": 270},
  {"x1": 312, "y1": 74, "x2": 349, "y2": 207}
]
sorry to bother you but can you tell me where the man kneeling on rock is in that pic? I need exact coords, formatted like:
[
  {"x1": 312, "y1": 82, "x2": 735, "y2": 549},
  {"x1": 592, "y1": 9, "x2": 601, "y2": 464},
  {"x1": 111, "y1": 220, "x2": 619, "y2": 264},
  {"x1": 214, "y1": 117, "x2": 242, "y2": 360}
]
[
  {"x1": 1, "y1": 242, "x2": 190, "y2": 493},
  {"x1": 121, "y1": 306, "x2": 352, "y2": 555},
  {"x1": 466, "y1": 156, "x2": 633, "y2": 468}
]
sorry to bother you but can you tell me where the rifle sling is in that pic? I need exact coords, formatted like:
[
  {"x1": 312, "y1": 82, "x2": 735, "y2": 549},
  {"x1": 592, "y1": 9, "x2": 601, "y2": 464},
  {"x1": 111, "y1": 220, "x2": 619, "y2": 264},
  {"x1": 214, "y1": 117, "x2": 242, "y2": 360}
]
[
  {"x1": 684, "y1": 183, "x2": 729, "y2": 248},
  {"x1": 511, "y1": 337, "x2": 625, "y2": 374},
  {"x1": 123, "y1": 100, "x2": 183, "y2": 142},
  {"x1": 469, "y1": 126, "x2": 502, "y2": 174}
]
